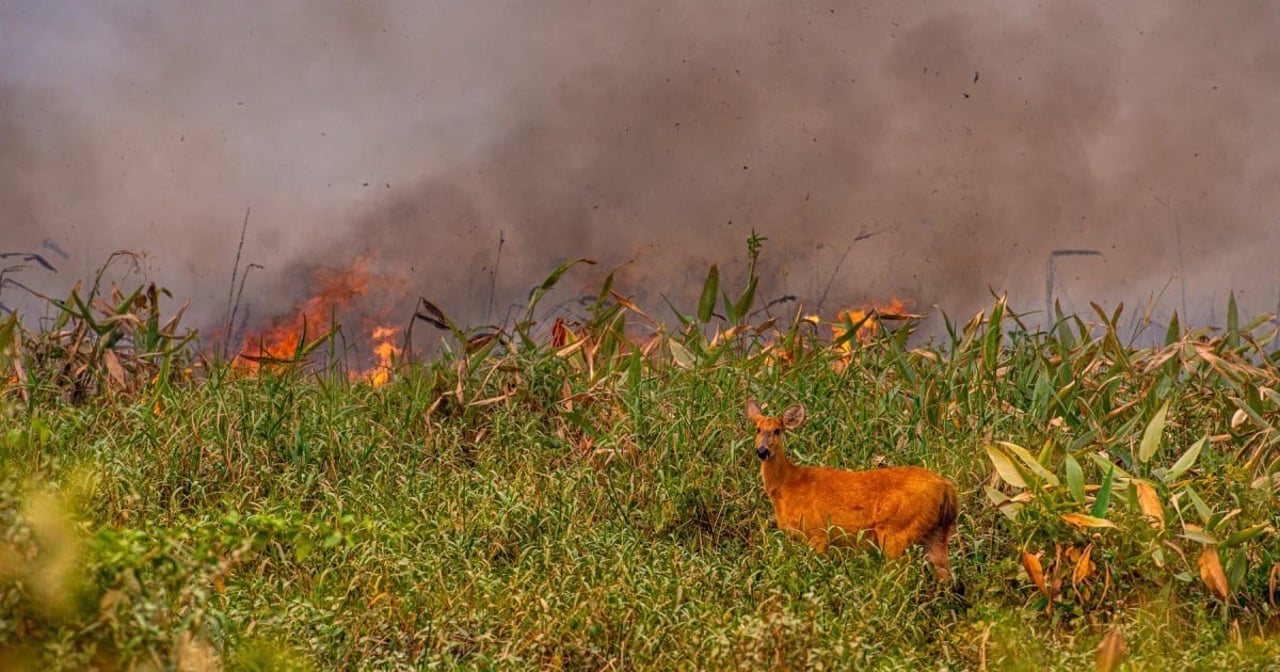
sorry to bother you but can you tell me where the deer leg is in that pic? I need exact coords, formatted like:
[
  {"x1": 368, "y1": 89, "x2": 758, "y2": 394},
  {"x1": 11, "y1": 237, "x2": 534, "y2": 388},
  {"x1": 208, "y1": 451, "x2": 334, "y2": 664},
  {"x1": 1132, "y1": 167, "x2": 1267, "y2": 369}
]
[
  {"x1": 878, "y1": 532, "x2": 909, "y2": 561},
  {"x1": 807, "y1": 531, "x2": 830, "y2": 553},
  {"x1": 925, "y1": 535, "x2": 953, "y2": 582}
]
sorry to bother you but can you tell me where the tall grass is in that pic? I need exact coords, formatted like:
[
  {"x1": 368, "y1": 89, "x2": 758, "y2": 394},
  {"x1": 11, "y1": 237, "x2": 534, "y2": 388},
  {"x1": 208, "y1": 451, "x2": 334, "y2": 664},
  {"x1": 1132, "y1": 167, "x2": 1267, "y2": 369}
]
[{"x1": 1, "y1": 248, "x2": 1278, "y2": 670}]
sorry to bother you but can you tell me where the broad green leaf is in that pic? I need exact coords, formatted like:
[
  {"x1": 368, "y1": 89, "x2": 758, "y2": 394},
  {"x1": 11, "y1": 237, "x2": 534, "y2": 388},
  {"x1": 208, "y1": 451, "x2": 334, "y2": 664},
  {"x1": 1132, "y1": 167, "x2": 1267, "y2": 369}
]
[
  {"x1": 1064, "y1": 453, "x2": 1085, "y2": 504},
  {"x1": 1139, "y1": 401, "x2": 1169, "y2": 463},
  {"x1": 1220, "y1": 523, "x2": 1273, "y2": 549},
  {"x1": 668, "y1": 339, "x2": 695, "y2": 369},
  {"x1": 1162, "y1": 436, "x2": 1205, "y2": 483},
  {"x1": 1090, "y1": 453, "x2": 1134, "y2": 482},
  {"x1": 721, "y1": 290, "x2": 738, "y2": 325},
  {"x1": 1090, "y1": 465, "x2": 1114, "y2": 518},
  {"x1": 1181, "y1": 527, "x2": 1220, "y2": 545},
  {"x1": 697, "y1": 264, "x2": 719, "y2": 323},
  {"x1": 998, "y1": 441, "x2": 1060, "y2": 487},
  {"x1": 986, "y1": 443, "x2": 1027, "y2": 489}
]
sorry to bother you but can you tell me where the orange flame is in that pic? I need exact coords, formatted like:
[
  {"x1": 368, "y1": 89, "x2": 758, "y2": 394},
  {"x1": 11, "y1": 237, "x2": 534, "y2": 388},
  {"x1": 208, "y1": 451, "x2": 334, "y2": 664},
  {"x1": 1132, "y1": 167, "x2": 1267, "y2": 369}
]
[
  {"x1": 366, "y1": 325, "x2": 402, "y2": 388},
  {"x1": 236, "y1": 257, "x2": 404, "y2": 386},
  {"x1": 831, "y1": 297, "x2": 910, "y2": 347}
]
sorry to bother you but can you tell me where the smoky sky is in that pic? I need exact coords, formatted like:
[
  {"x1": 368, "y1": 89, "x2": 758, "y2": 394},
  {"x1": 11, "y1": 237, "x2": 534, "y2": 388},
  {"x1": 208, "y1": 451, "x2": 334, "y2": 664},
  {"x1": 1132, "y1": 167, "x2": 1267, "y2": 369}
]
[{"x1": 4, "y1": 1, "x2": 1279, "y2": 344}]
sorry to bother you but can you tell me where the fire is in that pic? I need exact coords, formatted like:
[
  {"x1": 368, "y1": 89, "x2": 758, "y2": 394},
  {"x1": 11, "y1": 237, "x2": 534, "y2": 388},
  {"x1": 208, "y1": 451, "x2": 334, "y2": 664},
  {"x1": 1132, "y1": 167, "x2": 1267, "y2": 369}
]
[
  {"x1": 824, "y1": 298, "x2": 913, "y2": 372},
  {"x1": 831, "y1": 297, "x2": 910, "y2": 346},
  {"x1": 366, "y1": 325, "x2": 402, "y2": 388},
  {"x1": 236, "y1": 257, "x2": 404, "y2": 386}
]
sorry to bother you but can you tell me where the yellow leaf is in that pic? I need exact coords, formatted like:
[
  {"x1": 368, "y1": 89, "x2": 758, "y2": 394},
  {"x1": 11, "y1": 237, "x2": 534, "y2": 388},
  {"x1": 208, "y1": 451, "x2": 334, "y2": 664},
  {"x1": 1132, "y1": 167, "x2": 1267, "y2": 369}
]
[
  {"x1": 1133, "y1": 479, "x2": 1165, "y2": 528},
  {"x1": 1062, "y1": 513, "x2": 1118, "y2": 529},
  {"x1": 1198, "y1": 546, "x2": 1230, "y2": 602},
  {"x1": 985, "y1": 443, "x2": 1027, "y2": 489},
  {"x1": 1095, "y1": 628, "x2": 1127, "y2": 672}
]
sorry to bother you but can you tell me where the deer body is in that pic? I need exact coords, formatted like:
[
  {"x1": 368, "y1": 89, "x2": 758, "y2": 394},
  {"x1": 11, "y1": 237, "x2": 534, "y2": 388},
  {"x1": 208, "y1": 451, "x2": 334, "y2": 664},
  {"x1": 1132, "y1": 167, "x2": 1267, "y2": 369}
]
[{"x1": 747, "y1": 400, "x2": 958, "y2": 581}]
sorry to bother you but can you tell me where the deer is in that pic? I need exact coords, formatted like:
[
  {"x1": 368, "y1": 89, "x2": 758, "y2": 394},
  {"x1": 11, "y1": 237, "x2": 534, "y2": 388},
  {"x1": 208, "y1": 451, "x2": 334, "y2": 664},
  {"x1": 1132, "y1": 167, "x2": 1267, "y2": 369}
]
[{"x1": 746, "y1": 400, "x2": 958, "y2": 583}]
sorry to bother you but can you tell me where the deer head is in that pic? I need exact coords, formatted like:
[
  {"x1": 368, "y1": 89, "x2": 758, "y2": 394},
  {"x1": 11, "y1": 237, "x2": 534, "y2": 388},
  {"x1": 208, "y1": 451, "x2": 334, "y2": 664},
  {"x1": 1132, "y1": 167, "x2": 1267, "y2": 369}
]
[{"x1": 746, "y1": 400, "x2": 806, "y2": 461}]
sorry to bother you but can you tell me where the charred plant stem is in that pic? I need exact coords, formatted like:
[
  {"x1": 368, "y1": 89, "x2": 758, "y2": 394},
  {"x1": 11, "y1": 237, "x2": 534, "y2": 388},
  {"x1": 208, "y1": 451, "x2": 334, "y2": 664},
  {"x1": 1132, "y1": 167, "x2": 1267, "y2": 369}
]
[
  {"x1": 816, "y1": 228, "x2": 883, "y2": 316},
  {"x1": 225, "y1": 207, "x2": 251, "y2": 349},
  {"x1": 487, "y1": 230, "x2": 505, "y2": 323}
]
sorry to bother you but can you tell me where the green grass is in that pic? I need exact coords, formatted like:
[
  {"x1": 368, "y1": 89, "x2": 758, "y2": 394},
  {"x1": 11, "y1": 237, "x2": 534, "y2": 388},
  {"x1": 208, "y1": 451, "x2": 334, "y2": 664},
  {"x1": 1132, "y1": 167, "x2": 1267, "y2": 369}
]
[{"x1": 2, "y1": 257, "x2": 1279, "y2": 670}]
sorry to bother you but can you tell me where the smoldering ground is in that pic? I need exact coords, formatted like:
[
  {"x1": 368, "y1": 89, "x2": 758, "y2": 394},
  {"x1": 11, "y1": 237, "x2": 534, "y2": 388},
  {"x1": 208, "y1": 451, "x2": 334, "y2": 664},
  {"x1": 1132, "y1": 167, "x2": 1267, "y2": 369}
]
[{"x1": 3, "y1": 2, "x2": 1279, "y2": 346}]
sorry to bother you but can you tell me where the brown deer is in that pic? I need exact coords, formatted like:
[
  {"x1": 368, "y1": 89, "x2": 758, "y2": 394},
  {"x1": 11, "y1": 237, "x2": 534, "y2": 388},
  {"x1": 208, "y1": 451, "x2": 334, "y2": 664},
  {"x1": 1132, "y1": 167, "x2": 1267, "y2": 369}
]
[{"x1": 746, "y1": 400, "x2": 958, "y2": 582}]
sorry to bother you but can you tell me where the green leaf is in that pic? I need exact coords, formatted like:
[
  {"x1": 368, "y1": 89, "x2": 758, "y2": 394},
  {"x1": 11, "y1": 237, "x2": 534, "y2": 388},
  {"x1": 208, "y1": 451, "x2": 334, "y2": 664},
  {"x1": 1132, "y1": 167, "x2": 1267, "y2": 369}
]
[
  {"x1": 1162, "y1": 436, "x2": 1205, "y2": 483},
  {"x1": 697, "y1": 264, "x2": 719, "y2": 323},
  {"x1": 721, "y1": 290, "x2": 738, "y2": 325},
  {"x1": 1182, "y1": 485, "x2": 1212, "y2": 526},
  {"x1": 1138, "y1": 401, "x2": 1170, "y2": 463},
  {"x1": 984, "y1": 485, "x2": 1020, "y2": 520},
  {"x1": 1180, "y1": 527, "x2": 1220, "y2": 545},
  {"x1": 525, "y1": 258, "x2": 596, "y2": 322},
  {"x1": 986, "y1": 443, "x2": 1027, "y2": 489},
  {"x1": 668, "y1": 339, "x2": 695, "y2": 369},
  {"x1": 998, "y1": 441, "x2": 1060, "y2": 487},
  {"x1": 1165, "y1": 310, "x2": 1181, "y2": 346},
  {"x1": 1226, "y1": 548, "x2": 1247, "y2": 592},
  {"x1": 1220, "y1": 522, "x2": 1273, "y2": 549},
  {"x1": 1064, "y1": 453, "x2": 1085, "y2": 504},
  {"x1": 1090, "y1": 465, "x2": 1114, "y2": 518},
  {"x1": 983, "y1": 295, "x2": 1005, "y2": 372},
  {"x1": 1089, "y1": 453, "x2": 1134, "y2": 482}
]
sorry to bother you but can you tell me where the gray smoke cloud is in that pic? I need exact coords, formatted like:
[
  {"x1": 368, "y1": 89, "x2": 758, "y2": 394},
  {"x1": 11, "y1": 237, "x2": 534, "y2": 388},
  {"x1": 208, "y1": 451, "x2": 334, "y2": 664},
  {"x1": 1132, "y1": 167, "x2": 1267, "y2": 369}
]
[{"x1": 4, "y1": 1, "x2": 1279, "y2": 351}]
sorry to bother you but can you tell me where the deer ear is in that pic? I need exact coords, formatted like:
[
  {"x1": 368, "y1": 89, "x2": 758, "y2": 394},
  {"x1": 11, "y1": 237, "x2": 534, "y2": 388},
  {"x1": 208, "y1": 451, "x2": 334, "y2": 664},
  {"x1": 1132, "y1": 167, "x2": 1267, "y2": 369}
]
[
  {"x1": 746, "y1": 400, "x2": 763, "y2": 422},
  {"x1": 782, "y1": 403, "x2": 806, "y2": 428}
]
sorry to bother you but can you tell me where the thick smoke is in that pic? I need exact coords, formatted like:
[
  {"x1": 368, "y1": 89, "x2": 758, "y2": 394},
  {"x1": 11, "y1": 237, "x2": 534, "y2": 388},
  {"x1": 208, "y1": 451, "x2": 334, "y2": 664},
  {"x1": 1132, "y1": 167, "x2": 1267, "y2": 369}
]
[{"x1": 4, "y1": 2, "x2": 1279, "y2": 346}]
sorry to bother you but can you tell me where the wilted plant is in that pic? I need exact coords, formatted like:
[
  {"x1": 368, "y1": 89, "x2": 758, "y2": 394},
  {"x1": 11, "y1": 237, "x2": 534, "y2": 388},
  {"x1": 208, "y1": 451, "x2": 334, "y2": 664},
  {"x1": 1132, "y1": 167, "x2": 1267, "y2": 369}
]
[{"x1": 3, "y1": 252, "x2": 198, "y2": 403}]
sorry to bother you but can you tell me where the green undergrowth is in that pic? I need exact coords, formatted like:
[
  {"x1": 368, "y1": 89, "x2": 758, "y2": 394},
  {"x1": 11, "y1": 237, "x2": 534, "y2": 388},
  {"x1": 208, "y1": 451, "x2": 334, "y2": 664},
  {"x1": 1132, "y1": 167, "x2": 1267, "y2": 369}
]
[{"x1": 1, "y1": 249, "x2": 1279, "y2": 669}]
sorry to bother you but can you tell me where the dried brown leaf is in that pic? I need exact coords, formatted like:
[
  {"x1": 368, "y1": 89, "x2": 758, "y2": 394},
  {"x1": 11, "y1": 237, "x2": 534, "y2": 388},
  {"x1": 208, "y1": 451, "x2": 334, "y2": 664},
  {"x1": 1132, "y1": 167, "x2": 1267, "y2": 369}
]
[
  {"x1": 1062, "y1": 513, "x2": 1118, "y2": 529},
  {"x1": 1072, "y1": 543, "x2": 1095, "y2": 587},
  {"x1": 1198, "y1": 546, "x2": 1230, "y2": 602},
  {"x1": 1133, "y1": 479, "x2": 1165, "y2": 528},
  {"x1": 1095, "y1": 628, "x2": 1126, "y2": 672},
  {"x1": 102, "y1": 349, "x2": 127, "y2": 389},
  {"x1": 1269, "y1": 561, "x2": 1278, "y2": 609},
  {"x1": 1022, "y1": 552, "x2": 1050, "y2": 598}
]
